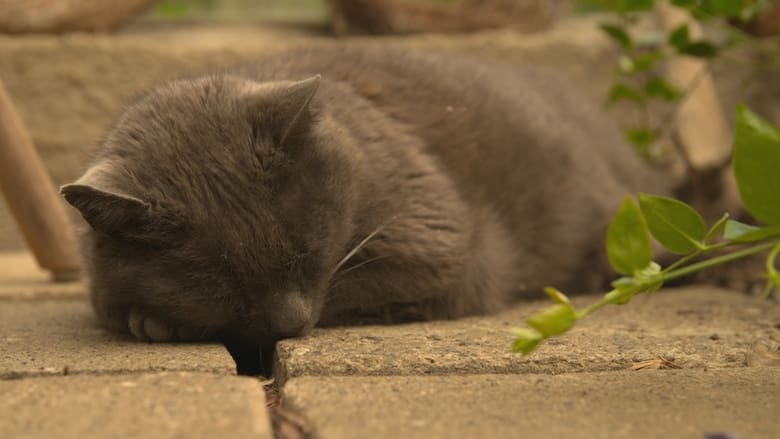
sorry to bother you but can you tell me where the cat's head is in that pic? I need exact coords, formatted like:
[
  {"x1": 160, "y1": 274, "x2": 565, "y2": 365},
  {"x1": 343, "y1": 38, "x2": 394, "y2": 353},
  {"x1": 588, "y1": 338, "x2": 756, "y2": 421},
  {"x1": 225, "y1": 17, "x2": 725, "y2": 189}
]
[{"x1": 61, "y1": 74, "x2": 357, "y2": 344}]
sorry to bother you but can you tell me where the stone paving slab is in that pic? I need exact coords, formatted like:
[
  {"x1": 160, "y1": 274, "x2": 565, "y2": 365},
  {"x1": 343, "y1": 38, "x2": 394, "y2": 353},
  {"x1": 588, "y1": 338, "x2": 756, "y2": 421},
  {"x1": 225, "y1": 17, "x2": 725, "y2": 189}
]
[
  {"x1": 275, "y1": 287, "x2": 780, "y2": 381},
  {"x1": 0, "y1": 252, "x2": 86, "y2": 300},
  {"x1": 0, "y1": 372, "x2": 272, "y2": 439},
  {"x1": 0, "y1": 300, "x2": 235, "y2": 378},
  {"x1": 283, "y1": 368, "x2": 780, "y2": 439}
]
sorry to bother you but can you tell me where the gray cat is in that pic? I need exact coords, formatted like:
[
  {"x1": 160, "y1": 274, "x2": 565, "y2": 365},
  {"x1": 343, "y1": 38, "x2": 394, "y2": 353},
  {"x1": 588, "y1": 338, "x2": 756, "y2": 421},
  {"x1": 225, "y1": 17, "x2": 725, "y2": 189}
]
[{"x1": 61, "y1": 46, "x2": 673, "y2": 345}]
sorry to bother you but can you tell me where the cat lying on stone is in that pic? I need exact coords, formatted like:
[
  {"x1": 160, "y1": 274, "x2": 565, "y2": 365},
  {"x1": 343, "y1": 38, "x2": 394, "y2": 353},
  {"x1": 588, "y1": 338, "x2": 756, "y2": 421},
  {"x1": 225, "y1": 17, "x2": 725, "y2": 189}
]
[{"x1": 61, "y1": 46, "x2": 674, "y2": 345}]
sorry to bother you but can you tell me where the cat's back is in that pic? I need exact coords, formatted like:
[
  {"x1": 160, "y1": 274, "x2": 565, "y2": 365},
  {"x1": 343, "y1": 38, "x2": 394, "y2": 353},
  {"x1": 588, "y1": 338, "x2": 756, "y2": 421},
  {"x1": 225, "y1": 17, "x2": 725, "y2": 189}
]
[
  {"x1": 241, "y1": 45, "x2": 670, "y2": 206},
  {"x1": 239, "y1": 46, "x2": 674, "y2": 293}
]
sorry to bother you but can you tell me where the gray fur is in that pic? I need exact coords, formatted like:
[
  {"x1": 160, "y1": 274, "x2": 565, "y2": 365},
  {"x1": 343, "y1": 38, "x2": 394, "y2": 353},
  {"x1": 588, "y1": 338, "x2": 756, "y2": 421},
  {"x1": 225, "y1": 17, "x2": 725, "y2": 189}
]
[{"x1": 61, "y1": 46, "x2": 673, "y2": 345}]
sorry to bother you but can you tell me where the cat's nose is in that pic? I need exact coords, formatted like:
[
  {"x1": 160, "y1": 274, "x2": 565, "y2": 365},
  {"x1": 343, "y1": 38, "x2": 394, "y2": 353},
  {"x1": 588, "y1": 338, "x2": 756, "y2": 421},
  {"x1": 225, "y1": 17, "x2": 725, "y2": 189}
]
[
  {"x1": 267, "y1": 290, "x2": 312, "y2": 338},
  {"x1": 269, "y1": 318, "x2": 308, "y2": 338}
]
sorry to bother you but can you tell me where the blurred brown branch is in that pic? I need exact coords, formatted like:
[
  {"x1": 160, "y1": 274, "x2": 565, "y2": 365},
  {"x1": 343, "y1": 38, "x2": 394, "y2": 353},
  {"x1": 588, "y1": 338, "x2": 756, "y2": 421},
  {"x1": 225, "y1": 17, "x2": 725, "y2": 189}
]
[{"x1": 0, "y1": 0, "x2": 155, "y2": 33}]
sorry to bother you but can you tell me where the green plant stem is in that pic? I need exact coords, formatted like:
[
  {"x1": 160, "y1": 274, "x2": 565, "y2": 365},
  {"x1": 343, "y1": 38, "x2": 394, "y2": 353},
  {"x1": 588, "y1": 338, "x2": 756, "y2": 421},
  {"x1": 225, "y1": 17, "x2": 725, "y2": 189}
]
[
  {"x1": 765, "y1": 242, "x2": 780, "y2": 274},
  {"x1": 763, "y1": 242, "x2": 780, "y2": 298},
  {"x1": 661, "y1": 240, "x2": 742, "y2": 274},
  {"x1": 576, "y1": 240, "x2": 779, "y2": 320},
  {"x1": 661, "y1": 249, "x2": 703, "y2": 273},
  {"x1": 659, "y1": 240, "x2": 777, "y2": 282},
  {"x1": 576, "y1": 292, "x2": 622, "y2": 319}
]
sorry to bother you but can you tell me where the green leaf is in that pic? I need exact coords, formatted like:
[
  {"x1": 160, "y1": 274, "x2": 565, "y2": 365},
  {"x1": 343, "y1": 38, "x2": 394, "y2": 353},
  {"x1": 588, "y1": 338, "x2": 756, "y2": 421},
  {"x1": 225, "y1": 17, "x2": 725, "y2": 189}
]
[
  {"x1": 625, "y1": 128, "x2": 659, "y2": 148},
  {"x1": 704, "y1": 212, "x2": 730, "y2": 243},
  {"x1": 668, "y1": 24, "x2": 690, "y2": 50},
  {"x1": 679, "y1": 41, "x2": 719, "y2": 58},
  {"x1": 525, "y1": 304, "x2": 577, "y2": 337},
  {"x1": 644, "y1": 78, "x2": 682, "y2": 101},
  {"x1": 638, "y1": 193, "x2": 707, "y2": 253},
  {"x1": 634, "y1": 261, "x2": 663, "y2": 293},
  {"x1": 736, "y1": 226, "x2": 780, "y2": 242},
  {"x1": 632, "y1": 52, "x2": 663, "y2": 72},
  {"x1": 609, "y1": 262, "x2": 663, "y2": 299},
  {"x1": 723, "y1": 219, "x2": 760, "y2": 240},
  {"x1": 701, "y1": 0, "x2": 744, "y2": 17},
  {"x1": 723, "y1": 220, "x2": 780, "y2": 242},
  {"x1": 670, "y1": 0, "x2": 696, "y2": 7},
  {"x1": 511, "y1": 328, "x2": 544, "y2": 356},
  {"x1": 544, "y1": 287, "x2": 572, "y2": 305},
  {"x1": 600, "y1": 24, "x2": 633, "y2": 49},
  {"x1": 154, "y1": 1, "x2": 191, "y2": 17},
  {"x1": 733, "y1": 105, "x2": 780, "y2": 225},
  {"x1": 606, "y1": 197, "x2": 653, "y2": 275},
  {"x1": 605, "y1": 280, "x2": 636, "y2": 304},
  {"x1": 608, "y1": 84, "x2": 645, "y2": 104},
  {"x1": 590, "y1": 0, "x2": 655, "y2": 12}
]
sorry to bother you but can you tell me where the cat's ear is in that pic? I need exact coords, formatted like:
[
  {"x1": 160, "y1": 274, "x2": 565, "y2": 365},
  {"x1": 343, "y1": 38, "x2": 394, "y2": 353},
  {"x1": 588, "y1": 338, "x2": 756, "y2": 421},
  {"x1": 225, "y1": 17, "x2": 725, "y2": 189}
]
[
  {"x1": 60, "y1": 165, "x2": 155, "y2": 235},
  {"x1": 273, "y1": 75, "x2": 321, "y2": 147},
  {"x1": 61, "y1": 184, "x2": 150, "y2": 234}
]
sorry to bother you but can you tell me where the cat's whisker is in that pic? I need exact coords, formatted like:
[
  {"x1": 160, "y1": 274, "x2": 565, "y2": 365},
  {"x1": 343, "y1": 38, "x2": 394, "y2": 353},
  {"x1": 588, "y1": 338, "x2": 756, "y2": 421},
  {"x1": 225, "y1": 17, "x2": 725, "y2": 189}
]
[
  {"x1": 332, "y1": 254, "x2": 392, "y2": 281},
  {"x1": 329, "y1": 215, "x2": 398, "y2": 278}
]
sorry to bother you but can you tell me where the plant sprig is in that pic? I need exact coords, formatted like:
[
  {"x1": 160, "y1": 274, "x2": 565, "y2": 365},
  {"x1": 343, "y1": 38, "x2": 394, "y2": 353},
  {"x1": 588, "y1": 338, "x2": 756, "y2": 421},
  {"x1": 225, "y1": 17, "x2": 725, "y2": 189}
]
[
  {"x1": 513, "y1": 105, "x2": 780, "y2": 356},
  {"x1": 590, "y1": 0, "x2": 774, "y2": 160}
]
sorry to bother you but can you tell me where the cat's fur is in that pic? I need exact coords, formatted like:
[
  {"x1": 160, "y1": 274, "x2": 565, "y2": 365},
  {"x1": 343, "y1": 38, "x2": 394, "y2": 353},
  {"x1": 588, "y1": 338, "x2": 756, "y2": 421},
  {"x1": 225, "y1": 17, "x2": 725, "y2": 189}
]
[{"x1": 61, "y1": 46, "x2": 674, "y2": 345}]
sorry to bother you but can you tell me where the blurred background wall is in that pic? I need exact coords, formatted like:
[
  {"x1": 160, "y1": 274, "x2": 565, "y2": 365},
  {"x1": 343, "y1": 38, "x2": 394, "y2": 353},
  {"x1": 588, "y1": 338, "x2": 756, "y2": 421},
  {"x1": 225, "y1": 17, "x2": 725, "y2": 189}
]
[{"x1": 0, "y1": 0, "x2": 778, "y2": 251}]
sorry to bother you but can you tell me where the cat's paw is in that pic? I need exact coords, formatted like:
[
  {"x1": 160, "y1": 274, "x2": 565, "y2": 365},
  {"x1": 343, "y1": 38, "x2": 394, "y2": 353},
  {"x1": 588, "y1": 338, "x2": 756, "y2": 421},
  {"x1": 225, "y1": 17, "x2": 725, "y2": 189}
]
[{"x1": 127, "y1": 307, "x2": 204, "y2": 342}]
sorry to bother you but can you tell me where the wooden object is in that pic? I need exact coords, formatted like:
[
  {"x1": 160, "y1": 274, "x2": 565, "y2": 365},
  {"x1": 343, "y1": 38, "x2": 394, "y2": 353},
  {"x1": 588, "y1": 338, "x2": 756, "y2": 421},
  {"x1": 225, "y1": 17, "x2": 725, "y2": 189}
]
[
  {"x1": 0, "y1": 0, "x2": 154, "y2": 34},
  {"x1": 0, "y1": 79, "x2": 81, "y2": 281}
]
